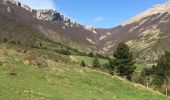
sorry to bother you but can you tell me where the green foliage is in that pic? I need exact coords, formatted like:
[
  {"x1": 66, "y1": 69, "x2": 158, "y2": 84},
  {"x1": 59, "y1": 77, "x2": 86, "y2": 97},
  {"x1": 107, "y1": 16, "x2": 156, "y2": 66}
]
[
  {"x1": 113, "y1": 42, "x2": 136, "y2": 80},
  {"x1": 0, "y1": 43, "x2": 168, "y2": 99},
  {"x1": 80, "y1": 60, "x2": 86, "y2": 67},
  {"x1": 109, "y1": 59, "x2": 115, "y2": 70},
  {"x1": 71, "y1": 55, "x2": 108, "y2": 66},
  {"x1": 139, "y1": 51, "x2": 170, "y2": 94},
  {"x1": 17, "y1": 41, "x2": 21, "y2": 45},
  {"x1": 89, "y1": 52, "x2": 94, "y2": 57},
  {"x1": 9, "y1": 40, "x2": 16, "y2": 44},
  {"x1": 93, "y1": 57, "x2": 101, "y2": 68},
  {"x1": 3, "y1": 38, "x2": 7, "y2": 43},
  {"x1": 96, "y1": 53, "x2": 109, "y2": 59},
  {"x1": 139, "y1": 66, "x2": 155, "y2": 86},
  {"x1": 107, "y1": 59, "x2": 116, "y2": 74},
  {"x1": 152, "y1": 51, "x2": 170, "y2": 87},
  {"x1": 141, "y1": 67, "x2": 154, "y2": 76}
]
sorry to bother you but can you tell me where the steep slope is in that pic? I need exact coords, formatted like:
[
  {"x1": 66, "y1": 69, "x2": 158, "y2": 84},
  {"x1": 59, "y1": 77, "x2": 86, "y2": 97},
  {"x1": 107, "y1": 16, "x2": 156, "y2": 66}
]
[
  {"x1": 3, "y1": 0, "x2": 170, "y2": 63},
  {"x1": 97, "y1": 2, "x2": 170, "y2": 63},
  {"x1": 0, "y1": 0, "x2": 97, "y2": 52},
  {"x1": 0, "y1": 46, "x2": 168, "y2": 100}
]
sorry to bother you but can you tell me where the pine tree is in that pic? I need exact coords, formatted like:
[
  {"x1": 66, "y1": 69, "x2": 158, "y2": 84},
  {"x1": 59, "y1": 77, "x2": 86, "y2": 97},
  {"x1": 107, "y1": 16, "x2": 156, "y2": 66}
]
[
  {"x1": 89, "y1": 52, "x2": 94, "y2": 57},
  {"x1": 108, "y1": 59, "x2": 115, "y2": 75},
  {"x1": 93, "y1": 57, "x2": 101, "y2": 68},
  {"x1": 80, "y1": 60, "x2": 86, "y2": 67},
  {"x1": 113, "y1": 42, "x2": 136, "y2": 80},
  {"x1": 152, "y1": 51, "x2": 170, "y2": 95}
]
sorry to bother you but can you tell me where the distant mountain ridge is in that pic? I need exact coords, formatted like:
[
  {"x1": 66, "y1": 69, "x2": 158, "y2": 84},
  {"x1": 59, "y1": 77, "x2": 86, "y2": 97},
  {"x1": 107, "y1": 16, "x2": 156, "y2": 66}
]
[
  {"x1": 0, "y1": 0, "x2": 98, "y2": 52},
  {"x1": 95, "y1": 1, "x2": 170, "y2": 63},
  {"x1": 2, "y1": 0, "x2": 170, "y2": 63}
]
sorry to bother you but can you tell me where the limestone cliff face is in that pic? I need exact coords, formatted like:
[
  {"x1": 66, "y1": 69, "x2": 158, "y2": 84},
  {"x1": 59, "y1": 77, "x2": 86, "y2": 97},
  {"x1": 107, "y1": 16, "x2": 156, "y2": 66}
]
[{"x1": 34, "y1": 9, "x2": 63, "y2": 21}]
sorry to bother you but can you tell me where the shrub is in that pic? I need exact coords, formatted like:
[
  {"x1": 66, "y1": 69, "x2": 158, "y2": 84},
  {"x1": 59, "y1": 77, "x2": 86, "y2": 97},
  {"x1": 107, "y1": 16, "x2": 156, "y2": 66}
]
[
  {"x1": 3, "y1": 38, "x2": 7, "y2": 42},
  {"x1": 32, "y1": 58, "x2": 48, "y2": 68},
  {"x1": 89, "y1": 52, "x2": 94, "y2": 57},
  {"x1": 9, "y1": 40, "x2": 16, "y2": 44},
  {"x1": 17, "y1": 41, "x2": 21, "y2": 45},
  {"x1": 9, "y1": 67, "x2": 17, "y2": 76},
  {"x1": 93, "y1": 57, "x2": 101, "y2": 68},
  {"x1": 80, "y1": 60, "x2": 86, "y2": 67},
  {"x1": 56, "y1": 49, "x2": 71, "y2": 55}
]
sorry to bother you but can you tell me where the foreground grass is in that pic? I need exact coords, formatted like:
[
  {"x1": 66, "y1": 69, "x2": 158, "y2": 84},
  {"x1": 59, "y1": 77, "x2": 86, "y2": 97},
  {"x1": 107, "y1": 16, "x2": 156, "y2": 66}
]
[
  {"x1": 0, "y1": 56, "x2": 169, "y2": 100},
  {"x1": 70, "y1": 55, "x2": 108, "y2": 66}
]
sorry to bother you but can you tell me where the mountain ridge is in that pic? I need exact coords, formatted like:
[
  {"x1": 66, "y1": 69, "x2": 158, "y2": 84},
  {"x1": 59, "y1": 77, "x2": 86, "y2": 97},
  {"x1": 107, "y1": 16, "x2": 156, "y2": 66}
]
[{"x1": 2, "y1": 0, "x2": 170, "y2": 63}]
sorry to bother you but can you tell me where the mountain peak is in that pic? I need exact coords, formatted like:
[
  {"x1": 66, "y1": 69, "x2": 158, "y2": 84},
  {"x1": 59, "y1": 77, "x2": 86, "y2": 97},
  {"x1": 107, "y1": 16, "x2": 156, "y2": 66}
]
[{"x1": 121, "y1": 1, "x2": 170, "y2": 26}]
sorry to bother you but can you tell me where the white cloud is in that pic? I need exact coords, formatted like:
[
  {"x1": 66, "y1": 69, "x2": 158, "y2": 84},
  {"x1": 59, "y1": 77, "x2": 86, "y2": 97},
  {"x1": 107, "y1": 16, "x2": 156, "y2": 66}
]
[
  {"x1": 18, "y1": 0, "x2": 56, "y2": 10},
  {"x1": 94, "y1": 16, "x2": 104, "y2": 22}
]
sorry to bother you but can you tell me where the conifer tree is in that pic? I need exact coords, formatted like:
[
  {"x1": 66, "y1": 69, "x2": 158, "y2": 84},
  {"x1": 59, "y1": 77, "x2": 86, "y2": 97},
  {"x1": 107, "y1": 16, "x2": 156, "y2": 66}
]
[
  {"x1": 113, "y1": 42, "x2": 136, "y2": 80},
  {"x1": 93, "y1": 57, "x2": 101, "y2": 68}
]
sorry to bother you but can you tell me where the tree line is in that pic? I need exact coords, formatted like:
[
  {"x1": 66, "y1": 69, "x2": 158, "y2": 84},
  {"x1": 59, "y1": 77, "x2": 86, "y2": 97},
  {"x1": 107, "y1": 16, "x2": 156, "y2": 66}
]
[{"x1": 81, "y1": 42, "x2": 136, "y2": 80}]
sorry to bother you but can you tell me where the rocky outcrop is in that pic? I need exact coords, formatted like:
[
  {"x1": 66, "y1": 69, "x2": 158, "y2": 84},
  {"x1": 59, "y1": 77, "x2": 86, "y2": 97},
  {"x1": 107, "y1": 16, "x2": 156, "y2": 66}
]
[
  {"x1": 83, "y1": 25, "x2": 97, "y2": 34},
  {"x1": 4, "y1": 0, "x2": 97, "y2": 31},
  {"x1": 34, "y1": 9, "x2": 63, "y2": 21}
]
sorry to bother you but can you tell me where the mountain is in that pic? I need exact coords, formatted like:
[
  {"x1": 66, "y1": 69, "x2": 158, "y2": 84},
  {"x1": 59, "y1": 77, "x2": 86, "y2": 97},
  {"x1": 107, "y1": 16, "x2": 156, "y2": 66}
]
[
  {"x1": 1, "y1": 0, "x2": 170, "y2": 98},
  {"x1": 0, "y1": 0, "x2": 97, "y2": 52},
  {"x1": 2, "y1": 0, "x2": 170, "y2": 63},
  {"x1": 96, "y1": 2, "x2": 170, "y2": 63}
]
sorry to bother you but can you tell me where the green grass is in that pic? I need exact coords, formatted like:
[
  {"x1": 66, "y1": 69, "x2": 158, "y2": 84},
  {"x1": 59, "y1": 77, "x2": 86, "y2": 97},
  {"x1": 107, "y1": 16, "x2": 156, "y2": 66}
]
[
  {"x1": 135, "y1": 64, "x2": 155, "y2": 72},
  {"x1": 0, "y1": 56, "x2": 169, "y2": 100},
  {"x1": 135, "y1": 64, "x2": 146, "y2": 72},
  {"x1": 70, "y1": 55, "x2": 108, "y2": 66},
  {"x1": 0, "y1": 44, "x2": 169, "y2": 100}
]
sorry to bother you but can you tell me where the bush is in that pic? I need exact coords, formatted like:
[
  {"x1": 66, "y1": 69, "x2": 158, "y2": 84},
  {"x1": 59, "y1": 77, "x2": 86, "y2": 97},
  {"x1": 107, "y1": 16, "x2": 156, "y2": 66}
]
[
  {"x1": 9, "y1": 40, "x2": 16, "y2": 44},
  {"x1": 80, "y1": 60, "x2": 86, "y2": 67},
  {"x1": 3, "y1": 38, "x2": 7, "y2": 42},
  {"x1": 32, "y1": 58, "x2": 48, "y2": 68},
  {"x1": 56, "y1": 49, "x2": 71, "y2": 55},
  {"x1": 17, "y1": 41, "x2": 21, "y2": 45},
  {"x1": 9, "y1": 67, "x2": 17, "y2": 76},
  {"x1": 89, "y1": 52, "x2": 94, "y2": 57},
  {"x1": 93, "y1": 57, "x2": 101, "y2": 68}
]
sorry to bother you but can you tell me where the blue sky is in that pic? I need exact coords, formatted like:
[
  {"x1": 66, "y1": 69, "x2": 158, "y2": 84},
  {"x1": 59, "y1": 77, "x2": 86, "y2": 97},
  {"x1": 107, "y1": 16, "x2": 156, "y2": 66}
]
[{"x1": 19, "y1": 0, "x2": 167, "y2": 28}]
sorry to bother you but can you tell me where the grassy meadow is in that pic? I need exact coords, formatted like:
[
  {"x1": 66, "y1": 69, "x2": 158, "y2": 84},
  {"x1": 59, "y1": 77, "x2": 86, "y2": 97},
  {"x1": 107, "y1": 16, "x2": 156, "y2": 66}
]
[
  {"x1": 70, "y1": 55, "x2": 108, "y2": 66},
  {"x1": 0, "y1": 44, "x2": 169, "y2": 100}
]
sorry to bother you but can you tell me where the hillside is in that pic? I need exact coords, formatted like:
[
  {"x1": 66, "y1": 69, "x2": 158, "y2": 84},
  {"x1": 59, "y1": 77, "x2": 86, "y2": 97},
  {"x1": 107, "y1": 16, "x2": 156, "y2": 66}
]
[
  {"x1": 2, "y1": 0, "x2": 170, "y2": 64},
  {"x1": 1, "y1": 0, "x2": 170, "y2": 99},
  {"x1": 0, "y1": 43, "x2": 168, "y2": 100},
  {"x1": 95, "y1": 2, "x2": 170, "y2": 63},
  {"x1": 0, "y1": 0, "x2": 96, "y2": 52}
]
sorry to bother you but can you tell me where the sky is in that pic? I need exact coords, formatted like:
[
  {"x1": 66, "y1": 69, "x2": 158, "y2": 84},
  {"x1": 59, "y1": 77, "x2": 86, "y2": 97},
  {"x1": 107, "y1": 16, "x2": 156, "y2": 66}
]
[{"x1": 18, "y1": 0, "x2": 167, "y2": 28}]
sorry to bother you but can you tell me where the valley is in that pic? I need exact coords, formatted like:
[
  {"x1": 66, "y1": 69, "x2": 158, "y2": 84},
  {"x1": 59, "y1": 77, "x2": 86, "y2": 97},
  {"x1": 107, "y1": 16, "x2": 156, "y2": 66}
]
[{"x1": 1, "y1": 0, "x2": 170, "y2": 99}]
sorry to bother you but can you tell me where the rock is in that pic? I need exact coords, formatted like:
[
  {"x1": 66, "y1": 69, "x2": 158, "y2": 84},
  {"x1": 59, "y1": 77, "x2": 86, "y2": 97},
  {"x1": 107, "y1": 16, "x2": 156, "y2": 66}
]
[
  {"x1": 35, "y1": 9, "x2": 64, "y2": 21},
  {"x1": 7, "y1": 6, "x2": 13, "y2": 13},
  {"x1": 21, "y1": 4, "x2": 32, "y2": 12}
]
